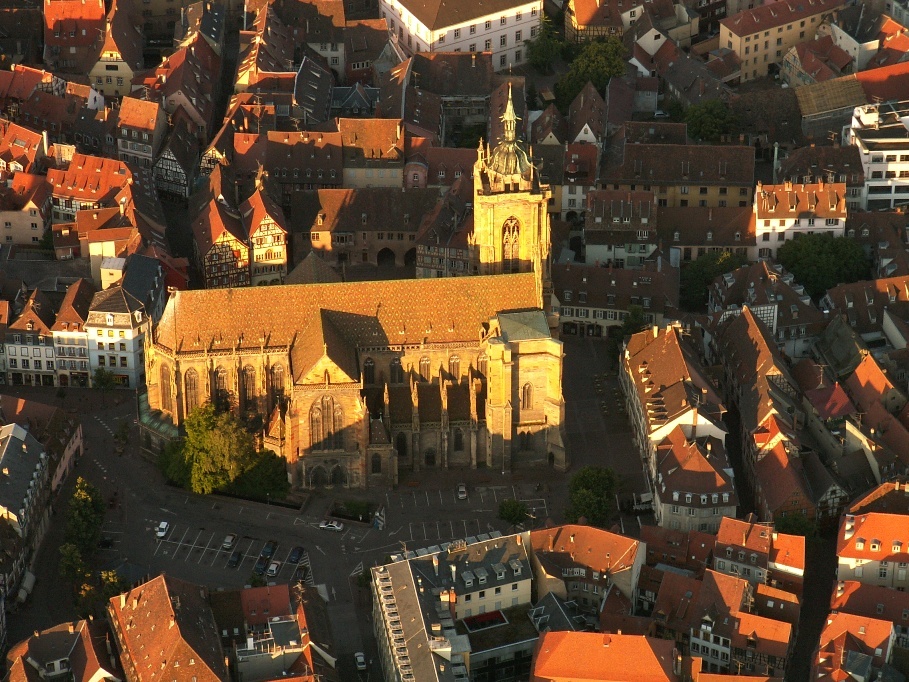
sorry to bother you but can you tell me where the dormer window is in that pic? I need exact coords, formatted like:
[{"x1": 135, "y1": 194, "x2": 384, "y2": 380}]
[
  {"x1": 734, "y1": 231, "x2": 741, "y2": 241},
  {"x1": 706, "y1": 231, "x2": 713, "y2": 242},
  {"x1": 685, "y1": 493, "x2": 692, "y2": 503},
  {"x1": 673, "y1": 491, "x2": 679, "y2": 501},
  {"x1": 361, "y1": 213, "x2": 367, "y2": 225},
  {"x1": 856, "y1": 538, "x2": 865, "y2": 550},
  {"x1": 674, "y1": 231, "x2": 680, "y2": 241},
  {"x1": 712, "y1": 493, "x2": 718, "y2": 504},
  {"x1": 726, "y1": 547, "x2": 732, "y2": 557},
  {"x1": 871, "y1": 541, "x2": 880, "y2": 552},
  {"x1": 722, "y1": 493, "x2": 729, "y2": 503},
  {"x1": 26, "y1": 321, "x2": 33, "y2": 331},
  {"x1": 106, "y1": 314, "x2": 114, "y2": 326},
  {"x1": 894, "y1": 542, "x2": 902, "y2": 553},
  {"x1": 564, "y1": 291, "x2": 572, "y2": 302},
  {"x1": 700, "y1": 494, "x2": 707, "y2": 505},
  {"x1": 750, "y1": 553, "x2": 757, "y2": 564},
  {"x1": 738, "y1": 551, "x2": 745, "y2": 561}
]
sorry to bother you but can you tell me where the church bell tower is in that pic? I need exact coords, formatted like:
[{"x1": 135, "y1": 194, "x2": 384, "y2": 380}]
[{"x1": 471, "y1": 84, "x2": 553, "y2": 310}]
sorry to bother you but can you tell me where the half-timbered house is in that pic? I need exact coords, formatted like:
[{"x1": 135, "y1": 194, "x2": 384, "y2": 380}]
[
  {"x1": 242, "y1": 184, "x2": 288, "y2": 285},
  {"x1": 191, "y1": 164, "x2": 250, "y2": 288},
  {"x1": 153, "y1": 119, "x2": 200, "y2": 201}
]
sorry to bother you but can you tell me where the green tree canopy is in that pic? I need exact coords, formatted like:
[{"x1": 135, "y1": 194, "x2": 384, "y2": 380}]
[
  {"x1": 554, "y1": 38, "x2": 626, "y2": 112},
  {"x1": 65, "y1": 477, "x2": 106, "y2": 555},
  {"x1": 776, "y1": 233, "x2": 871, "y2": 299},
  {"x1": 524, "y1": 15, "x2": 561, "y2": 74},
  {"x1": 683, "y1": 99, "x2": 738, "y2": 142},
  {"x1": 227, "y1": 449, "x2": 291, "y2": 502},
  {"x1": 92, "y1": 367, "x2": 116, "y2": 391},
  {"x1": 59, "y1": 542, "x2": 88, "y2": 586},
  {"x1": 680, "y1": 251, "x2": 749, "y2": 311},
  {"x1": 498, "y1": 499, "x2": 529, "y2": 528},
  {"x1": 621, "y1": 304, "x2": 647, "y2": 338},
  {"x1": 182, "y1": 403, "x2": 257, "y2": 495},
  {"x1": 775, "y1": 513, "x2": 818, "y2": 538},
  {"x1": 565, "y1": 466, "x2": 619, "y2": 527}
]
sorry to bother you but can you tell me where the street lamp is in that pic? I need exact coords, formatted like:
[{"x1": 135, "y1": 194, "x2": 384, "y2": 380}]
[{"x1": 266, "y1": 493, "x2": 270, "y2": 506}]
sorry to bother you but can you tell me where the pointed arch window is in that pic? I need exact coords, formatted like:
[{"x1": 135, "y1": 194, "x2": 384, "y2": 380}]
[
  {"x1": 396, "y1": 432, "x2": 408, "y2": 459},
  {"x1": 271, "y1": 364, "x2": 285, "y2": 402},
  {"x1": 310, "y1": 406, "x2": 323, "y2": 448},
  {"x1": 184, "y1": 368, "x2": 199, "y2": 414},
  {"x1": 242, "y1": 366, "x2": 256, "y2": 408},
  {"x1": 477, "y1": 353, "x2": 488, "y2": 378},
  {"x1": 503, "y1": 216, "x2": 520, "y2": 273},
  {"x1": 419, "y1": 356, "x2": 431, "y2": 382},
  {"x1": 363, "y1": 358, "x2": 375, "y2": 385},
  {"x1": 521, "y1": 382, "x2": 533, "y2": 411},
  {"x1": 372, "y1": 453, "x2": 382, "y2": 474},
  {"x1": 160, "y1": 365, "x2": 172, "y2": 413},
  {"x1": 449, "y1": 355, "x2": 460, "y2": 379},
  {"x1": 454, "y1": 428, "x2": 464, "y2": 451},
  {"x1": 390, "y1": 358, "x2": 403, "y2": 384},
  {"x1": 213, "y1": 366, "x2": 228, "y2": 407}
]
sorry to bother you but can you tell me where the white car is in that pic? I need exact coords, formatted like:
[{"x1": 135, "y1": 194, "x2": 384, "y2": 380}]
[
  {"x1": 319, "y1": 520, "x2": 344, "y2": 532},
  {"x1": 354, "y1": 651, "x2": 367, "y2": 671},
  {"x1": 266, "y1": 561, "x2": 281, "y2": 577},
  {"x1": 155, "y1": 521, "x2": 170, "y2": 539},
  {"x1": 457, "y1": 483, "x2": 468, "y2": 500}
]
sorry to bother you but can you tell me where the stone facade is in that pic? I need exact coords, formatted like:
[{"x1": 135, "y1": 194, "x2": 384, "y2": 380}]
[{"x1": 141, "y1": 277, "x2": 565, "y2": 488}]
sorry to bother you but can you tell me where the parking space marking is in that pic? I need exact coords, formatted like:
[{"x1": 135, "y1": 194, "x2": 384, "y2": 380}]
[
  {"x1": 197, "y1": 532, "x2": 216, "y2": 564},
  {"x1": 183, "y1": 529, "x2": 203, "y2": 561}
]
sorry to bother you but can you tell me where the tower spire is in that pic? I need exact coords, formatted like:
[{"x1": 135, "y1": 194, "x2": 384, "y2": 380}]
[{"x1": 501, "y1": 82, "x2": 518, "y2": 142}]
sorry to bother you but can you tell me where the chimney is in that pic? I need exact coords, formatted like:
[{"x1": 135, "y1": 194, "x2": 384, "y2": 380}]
[
  {"x1": 652, "y1": 324, "x2": 659, "y2": 338},
  {"x1": 433, "y1": 555, "x2": 439, "y2": 576},
  {"x1": 119, "y1": 594, "x2": 126, "y2": 609},
  {"x1": 450, "y1": 564, "x2": 457, "y2": 582},
  {"x1": 68, "y1": 623, "x2": 75, "y2": 634},
  {"x1": 169, "y1": 615, "x2": 175, "y2": 629},
  {"x1": 119, "y1": 196, "x2": 126, "y2": 216}
]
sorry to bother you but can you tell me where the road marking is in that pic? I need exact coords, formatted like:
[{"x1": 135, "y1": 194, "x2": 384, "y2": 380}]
[
  {"x1": 184, "y1": 529, "x2": 203, "y2": 561},
  {"x1": 448, "y1": 520, "x2": 455, "y2": 538},
  {"x1": 360, "y1": 529, "x2": 372, "y2": 543},
  {"x1": 350, "y1": 562, "x2": 364, "y2": 577},
  {"x1": 159, "y1": 508, "x2": 175, "y2": 515},
  {"x1": 315, "y1": 545, "x2": 326, "y2": 555},
  {"x1": 425, "y1": 490, "x2": 430, "y2": 506},
  {"x1": 389, "y1": 525, "x2": 402, "y2": 536},
  {"x1": 197, "y1": 532, "x2": 215, "y2": 564},
  {"x1": 423, "y1": 522, "x2": 429, "y2": 541}
]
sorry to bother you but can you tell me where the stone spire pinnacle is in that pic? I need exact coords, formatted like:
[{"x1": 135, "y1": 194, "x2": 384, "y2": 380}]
[{"x1": 501, "y1": 82, "x2": 519, "y2": 143}]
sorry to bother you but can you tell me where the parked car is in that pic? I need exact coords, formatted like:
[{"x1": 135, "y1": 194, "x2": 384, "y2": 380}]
[
  {"x1": 155, "y1": 521, "x2": 170, "y2": 539},
  {"x1": 457, "y1": 483, "x2": 468, "y2": 500},
  {"x1": 266, "y1": 561, "x2": 281, "y2": 577},
  {"x1": 319, "y1": 520, "x2": 344, "y2": 532},
  {"x1": 261, "y1": 540, "x2": 278, "y2": 558},
  {"x1": 253, "y1": 556, "x2": 269, "y2": 576},
  {"x1": 288, "y1": 546, "x2": 306, "y2": 564},
  {"x1": 222, "y1": 533, "x2": 237, "y2": 550},
  {"x1": 227, "y1": 550, "x2": 243, "y2": 568},
  {"x1": 354, "y1": 652, "x2": 367, "y2": 671}
]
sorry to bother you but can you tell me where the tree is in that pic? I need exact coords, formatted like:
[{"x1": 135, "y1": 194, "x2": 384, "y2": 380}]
[
  {"x1": 777, "y1": 233, "x2": 871, "y2": 299},
  {"x1": 565, "y1": 466, "x2": 619, "y2": 527},
  {"x1": 93, "y1": 367, "x2": 117, "y2": 406},
  {"x1": 526, "y1": 81, "x2": 539, "y2": 111},
  {"x1": 182, "y1": 403, "x2": 257, "y2": 495},
  {"x1": 775, "y1": 513, "x2": 818, "y2": 538},
  {"x1": 524, "y1": 15, "x2": 562, "y2": 74},
  {"x1": 227, "y1": 448, "x2": 290, "y2": 502},
  {"x1": 65, "y1": 477, "x2": 106, "y2": 555},
  {"x1": 59, "y1": 543, "x2": 88, "y2": 587},
  {"x1": 684, "y1": 99, "x2": 738, "y2": 142},
  {"x1": 498, "y1": 499, "x2": 529, "y2": 528},
  {"x1": 621, "y1": 304, "x2": 647, "y2": 338},
  {"x1": 159, "y1": 438, "x2": 191, "y2": 488},
  {"x1": 554, "y1": 38, "x2": 626, "y2": 112},
  {"x1": 680, "y1": 251, "x2": 749, "y2": 311}
]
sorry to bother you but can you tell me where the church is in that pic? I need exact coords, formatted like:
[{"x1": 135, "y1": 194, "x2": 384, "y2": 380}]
[{"x1": 141, "y1": 87, "x2": 566, "y2": 488}]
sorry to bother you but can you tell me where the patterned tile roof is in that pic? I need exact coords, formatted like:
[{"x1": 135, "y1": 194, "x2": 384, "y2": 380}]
[{"x1": 152, "y1": 273, "x2": 541, "y2": 354}]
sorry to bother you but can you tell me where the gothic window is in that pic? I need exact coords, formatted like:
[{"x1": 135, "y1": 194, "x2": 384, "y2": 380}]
[
  {"x1": 372, "y1": 453, "x2": 382, "y2": 474},
  {"x1": 521, "y1": 431, "x2": 532, "y2": 451},
  {"x1": 213, "y1": 367, "x2": 228, "y2": 407},
  {"x1": 310, "y1": 406, "x2": 322, "y2": 448},
  {"x1": 396, "y1": 432, "x2": 408, "y2": 459},
  {"x1": 242, "y1": 366, "x2": 256, "y2": 408},
  {"x1": 363, "y1": 358, "x2": 375, "y2": 385},
  {"x1": 522, "y1": 383, "x2": 533, "y2": 410},
  {"x1": 184, "y1": 368, "x2": 199, "y2": 414},
  {"x1": 449, "y1": 355, "x2": 460, "y2": 379},
  {"x1": 271, "y1": 364, "x2": 285, "y2": 401},
  {"x1": 503, "y1": 216, "x2": 520, "y2": 273},
  {"x1": 454, "y1": 428, "x2": 464, "y2": 451},
  {"x1": 419, "y1": 356, "x2": 431, "y2": 382},
  {"x1": 390, "y1": 358, "x2": 403, "y2": 384},
  {"x1": 160, "y1": 365, "x2": 172, "y2": 413},
  {"x1": 333, "y1": 403, "x2": 344, "y2": 449},
  {"x1": 477, "y1": 354, "x2": 488, "y2": 378}
]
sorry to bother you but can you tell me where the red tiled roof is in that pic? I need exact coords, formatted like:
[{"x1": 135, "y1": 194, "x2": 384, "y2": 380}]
[
  {"x1": 720, "y1": 0, "x2": 845, "y2": 37},
  {"x1": 531, "y1": 632, "x2": 677, "y2": 682},
  {"x1": 43, "y1": 0, "x2": 105, "y2": 47},
  {"x1": 239, "y1": 584, "x2": 292, "y2": 627},
  {"x1": 815, "y1": 611, "x2": 893, "y2": 675},
  {"x1": 854, "y1": 61, "x2": 909, "y2": 102},
  {"x1": 46, "y1": 153, "x2": 131, "y2": 204}
]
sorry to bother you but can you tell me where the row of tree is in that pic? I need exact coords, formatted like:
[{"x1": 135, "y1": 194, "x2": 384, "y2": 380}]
[{"x1": 59, "y1": 478, "x2": 127, "y2": 616}]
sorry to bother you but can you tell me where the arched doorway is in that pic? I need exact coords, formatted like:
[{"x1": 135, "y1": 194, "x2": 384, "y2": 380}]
[
  {"x1": 309, "y1": 466, "x2": 329, "y2": 487},
  {"x1": 330, "y1": 464, "x2": 347, "y2": 485},
  {"x1": 377, "y1": 248, "x2": 396, "y2": 267},
  {"x1": 425, "y1": 449, "x2": 435, "y2": 466},
  {"x1": 404, "y1": 248, "x2": 416, "y2": 266}
]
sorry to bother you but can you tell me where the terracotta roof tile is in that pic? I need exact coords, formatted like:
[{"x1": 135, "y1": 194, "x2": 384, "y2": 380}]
[
  {"x1": 51, "y1": 279, "x2": 95, "y2": 332},
  {"x1": 531, "y1": 632, "x2": 677, "y2": 681},
  {"x1": 720, "y1": 0, "x2": 844, "y2": 37}
]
